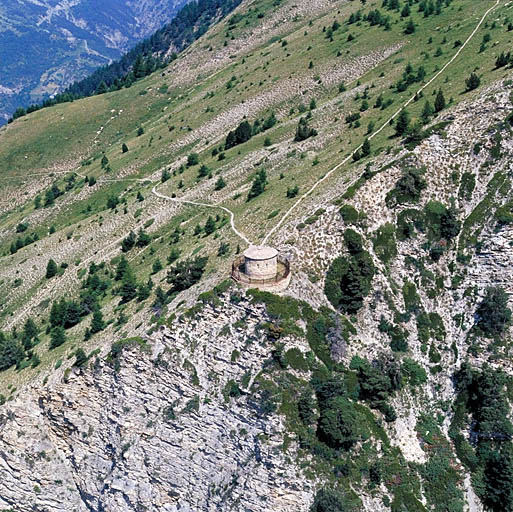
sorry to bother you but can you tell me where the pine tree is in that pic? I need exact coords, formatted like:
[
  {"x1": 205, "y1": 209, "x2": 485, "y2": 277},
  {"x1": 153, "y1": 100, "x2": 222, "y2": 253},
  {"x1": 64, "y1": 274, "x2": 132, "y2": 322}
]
[
  {"x1": 421, "y1": 100, "x2": 434, "y2": 124},
  {"x1": 465, "y1": 72, "x2": 481, "y2": 91},
  {"x1": 434, "y1": 88, "x2": 446, "y2": 113},
  {"x1": 0, "y1": 335, "x2": 24, "y2": 371},
  {"x1": 152, "y1": 259, "x2": 163, "y2": 274},
  {"x1": 133, "y1": 54, "x2": 146, "y2": 79},
  {"x1": 50, "y1": 300, "x2": 64, "y2": 327},
  {"x1": 73, "y1": 348, "x2": 88, "y2": 367},
  {"x1": 395, "y1": 109, "x2": 411, "y2": 136},
  {"x1": 120, "y1": 264, "x2": 137, "y2": 303},
  {"x1": 198, "y1": 164, "x2": 210, "y2": 178},
  {"x1": 107, "y1": 195, "x2": 119, "y2": 209},
  {"x1": 153, "y1": 286, "x2": 167, "y2": 308},
  {"x1": 30, "y1": 352, "x2": 41, "y2": 369},
  {"x1": 50, "y1": 326, "x2": 66, "y2": 349},
  {"x1": 161, "y1": 168, "x2": 171, "y2": 182},
  {"x1": 214, "y1": 177, "x2": 226, "y2": 190},
  {"x1": 401, "y1": 4, "x2": 411, "y2": 17},
  {"x1": 204, "y1": 216, "x2": 216, "y2": 235},
  {"x1": 22, "y1": 318, "x2": 38, "y2": 350},
  {"x1": 45, "y1": 259, "x2": 58, "y2": 279},
  {"x1": 96, "y1": 81, "x2": 108, "y2": 94},
  {"x1": 187, "y1": 153, "x2": 199, "y2": 166},
  {"x1": 496, "y1": 51, "x2": 511, "y2": 68},
  {"x1": 168, "y1": 247, "x2": 180, "y2": 264},
  {"x1": 136, "y1": 229, "x2": 151, "y2": 247},
  {"x1": 90, "y1": 309, "x2": 105, "y2": 334},
  {"x1": 295, "y1": 117, "x2": 317, "y2": 141},
  {"x1": 361, "y1": 138, "x2": 371, "y2": 157},
  {"x1": 234, "y1": 121, "x2": 253, "y2": 144},
  {"x1": 122, "y1": 143, "x2": 129, "y2": 153},
  {"x1": 247, "y1": 169, "x2": 268, "y2": 200},
  {"x1": 121, "y1": 231, "x2": 137, "y2": 252},
  {"x1": 404, "y1": 19, "x2": 416, "y2": 34},
  {"x1": 115, "y1": 256, "x2": 129, "y2": 281}
]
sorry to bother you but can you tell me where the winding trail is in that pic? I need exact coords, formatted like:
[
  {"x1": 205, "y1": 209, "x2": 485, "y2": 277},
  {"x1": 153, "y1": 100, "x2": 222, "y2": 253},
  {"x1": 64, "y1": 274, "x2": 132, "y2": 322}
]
[
  {"x1": 78, "y1": 174, "x2": 253, "y2": 244},
  {"x1": 77, "y1": 0, "x2": 500, "y2": 251},
  {"x1": 151, "y1": 184, "x2": 252, "y2": 245},
  {"x1": 262, "y1": 0, "x2": 500, "y2": 245},
  {"x1": 0, "y1": 0, "x2": 501, "y2": 332}
]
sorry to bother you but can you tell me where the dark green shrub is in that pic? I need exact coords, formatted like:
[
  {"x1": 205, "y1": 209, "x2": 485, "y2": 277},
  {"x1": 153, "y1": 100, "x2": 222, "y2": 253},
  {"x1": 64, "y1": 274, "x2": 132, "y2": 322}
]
[
  {"x1": 317, "y1": 396, "x2": 369, "y2": 449},
  {"x1": 295, "y1": 117, "x2": 317, "y2": 141},
  {"x1": 45, "y1": 259, "x2": 58, "y2": 278},
  {"x1": 339, "y1": 205, "x2": 359, "y2": 224},
  {"x1": 343, "y1": 229, "x2": 363, "y2": 255},
  {"x1": 386, "y1": 167, "x2": 426, "y2": 206},
  {"x1": 476, "y1": 286, "x2": 511, "y2": 337},
  {"x1": 310, "y1": 489, "x2": 347, "y2": 512},
  {"x1": 465, "y1": 73, "x2": 481, "y2": 92},
  {"x1": 401, "y1": 358, "x2": 427, "y2": 387},
  {"x1": 325, "y1": 253, "x2": 374, "y2": 314},
  {"x1": 372, "y1": 223, "x2": 397, "y2": 264},
  {"x1": 166, "y1": 256, "x2": 208, "y2": 293}
]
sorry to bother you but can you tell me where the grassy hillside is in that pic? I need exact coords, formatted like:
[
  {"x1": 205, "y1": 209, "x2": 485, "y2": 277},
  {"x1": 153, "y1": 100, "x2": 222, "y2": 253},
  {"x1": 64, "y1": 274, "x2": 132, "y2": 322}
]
[
  {"x1": 0, "y1": 0, "x2": 510, "y2": 383},
  {"x1": 3, "y1": 0, "x2": 513, "y2": 509}
]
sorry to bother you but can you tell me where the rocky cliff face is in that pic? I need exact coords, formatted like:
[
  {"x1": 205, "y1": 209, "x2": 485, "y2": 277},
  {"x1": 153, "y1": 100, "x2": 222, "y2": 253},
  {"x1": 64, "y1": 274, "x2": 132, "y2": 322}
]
[
  {"x1": 0, "y1": 0, "x2": 189, "y2": 122},
  {"x1": 0, "y1": 296, "x2": 313, "y2": 512},
  {"x1": 2, "y1": 80, "x2": 513, "y2": 512}
]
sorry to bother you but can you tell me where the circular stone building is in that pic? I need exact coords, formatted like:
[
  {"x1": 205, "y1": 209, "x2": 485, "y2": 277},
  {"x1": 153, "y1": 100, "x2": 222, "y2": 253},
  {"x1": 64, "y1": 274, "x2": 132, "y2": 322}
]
[
  {"x1": 244, "y1": 246, "x2": 278, "y2": 280},
  {"x1": 232, "y1": 245, "x2": 291, "y2": 291}
]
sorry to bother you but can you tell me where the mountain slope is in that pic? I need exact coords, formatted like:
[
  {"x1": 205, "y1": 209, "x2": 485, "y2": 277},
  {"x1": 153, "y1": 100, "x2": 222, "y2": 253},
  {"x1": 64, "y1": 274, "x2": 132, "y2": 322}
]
[
  {"x1": 0, "y1": 0, "x2": 190, "y2": 122},
  {"x1": 1, "y1": 0, "x2": 513, "y2": 510}
]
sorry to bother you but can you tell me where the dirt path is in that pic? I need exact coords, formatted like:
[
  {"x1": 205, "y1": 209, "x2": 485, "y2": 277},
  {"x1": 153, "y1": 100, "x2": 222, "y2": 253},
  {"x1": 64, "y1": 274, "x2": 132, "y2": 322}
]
[
  {"x1": 1, "y1": 0, "x2": 501, "y2": 331},
  {"x1": 78, "y1": 0, "x2": 501, "y2": 252},
  {"x1": 261, "y1": 0, "x2": 501, "y2": 246},
  {"x1": 151, "y1": 184, "x2": 252, "y2": 245}
]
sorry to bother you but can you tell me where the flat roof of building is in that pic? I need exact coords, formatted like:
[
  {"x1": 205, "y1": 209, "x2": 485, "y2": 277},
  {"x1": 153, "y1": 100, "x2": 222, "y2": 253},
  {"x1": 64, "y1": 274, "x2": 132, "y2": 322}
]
[{"x1": 244, "y1": 245, "x2": 278, "y2": 260}]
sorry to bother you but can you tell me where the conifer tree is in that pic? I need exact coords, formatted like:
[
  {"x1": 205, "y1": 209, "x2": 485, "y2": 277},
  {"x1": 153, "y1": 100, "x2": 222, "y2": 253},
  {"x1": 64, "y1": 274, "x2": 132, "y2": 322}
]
[
  {"x1": 361, "y1": 138, "x2": 371, "y2": 157},
  {"x1": 404, "y1": 18, "x2": 416, "y2": 34},
  {"x1": 295, "y1": 117, "x2": 317, "y2": 141},
  {"x1": 121, "y1": 231, "x2": 137, "y2": 252},
  {"x1": 115, "y1": 256, "x2": 129, "y2": 281},
  {"x1": 22, "y1": 318, "x2": 38, "y2": 350},
  {"x1": 45, "y1": 259, "x2": 58, "y2": 279},
  {"x1": 120, "y1": 264, "x2": 137, "y2": 303},
  {"x1": 161, "y1": 168, "x2": 171, "y2": 182},
  {"x1": 50, "y1": 326, "x2": 66, "y2": 349},
  {"x1": 465, "y1": 73, "x2": 481, "y2": 91},
  {"x1": 215, "y1": 176, "x2": 226, "y2": 190},
  {"x1": 90, "y1": 309, "x2": 105, "y2": 334},
  {"x1": 434, "y1": 88, "x2": 446, "y2": 113},
  {"x1": 421, "y1": 100, "x2": 434, "y2": 124},
  {"x1": 395, "y1": 109, "x2": 411, "y2": 136},
  {"x1": 153, "y1": 286, "x2": 167, "y2": 309},
  {"x1": 247, "y1": 169, "x2": 268, "y2": 200},
  {"x1": 73, "y1": 348, "x2": 88, "y2": 367},
  {"x1": 204, "y1": 216, "x2": 216, "y2": 235}
]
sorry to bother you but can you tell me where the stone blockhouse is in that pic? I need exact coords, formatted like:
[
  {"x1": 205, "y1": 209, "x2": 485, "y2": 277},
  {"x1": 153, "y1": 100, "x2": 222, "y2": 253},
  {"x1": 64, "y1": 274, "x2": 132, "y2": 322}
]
[{"x1": 244, "y1": 246, "x2": 278, "y2": 280}]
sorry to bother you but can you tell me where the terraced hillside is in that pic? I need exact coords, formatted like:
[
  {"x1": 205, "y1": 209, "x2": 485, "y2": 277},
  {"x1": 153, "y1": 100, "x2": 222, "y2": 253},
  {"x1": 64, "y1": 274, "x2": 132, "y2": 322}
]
[{"x1": 1, "y1": 0, "x2": 513, "y2": 510}]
